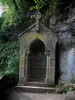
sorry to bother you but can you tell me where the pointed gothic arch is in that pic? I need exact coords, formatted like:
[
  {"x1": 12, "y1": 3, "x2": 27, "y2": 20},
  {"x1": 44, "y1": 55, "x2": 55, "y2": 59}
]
[{"x1": 28, "y1": 38, "x2": 46, "y2": 82}]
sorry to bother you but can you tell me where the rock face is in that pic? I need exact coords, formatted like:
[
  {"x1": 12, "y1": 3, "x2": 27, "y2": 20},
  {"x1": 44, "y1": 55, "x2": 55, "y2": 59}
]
[
  {"x1": 50, "y1": 5, "x2": 75, "y2": 84},
  {"x1": 60, "y1": 48, "x2": 75, "y2": 83}
]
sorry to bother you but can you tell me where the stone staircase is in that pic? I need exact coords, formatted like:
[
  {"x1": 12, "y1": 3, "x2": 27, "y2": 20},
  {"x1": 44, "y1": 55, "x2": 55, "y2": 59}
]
[{"x1": 15, "y1": 82, "x2": 56, "y2": 93}]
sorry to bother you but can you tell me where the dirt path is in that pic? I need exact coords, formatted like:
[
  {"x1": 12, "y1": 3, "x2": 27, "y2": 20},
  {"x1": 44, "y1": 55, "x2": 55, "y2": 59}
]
[
  {"x1": 19, "y1": 92, "x2": 65, "y2": 100},
  {"x1": 1, "y1": 89, "x2": 65, "y2": 100},
  {"x1": 1, "y1": 88, "x2": 75, "y2": 100}
]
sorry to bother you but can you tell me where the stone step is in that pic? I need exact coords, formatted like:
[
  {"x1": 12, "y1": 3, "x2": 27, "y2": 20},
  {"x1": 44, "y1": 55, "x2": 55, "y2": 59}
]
[
  {"x1": 24, "y1": 82, "x2": 46, "y2": 87},
  {"x1": 15, "y1": 86, "x2": 56, "y2": 93}
]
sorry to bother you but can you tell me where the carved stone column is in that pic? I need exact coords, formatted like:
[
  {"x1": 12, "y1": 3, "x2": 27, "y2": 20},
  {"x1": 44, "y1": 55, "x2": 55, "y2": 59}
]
[
  {"x1": 45, "y1": 50, "x2": 50, "y2": 85},
  {"x1": 19, "y1": 49, "x2": 26, "y2": 83},
  {"x1": 24, "y1": 50, "x2": 30, "y2": 82},
  {"x1": 45, "y1": 49, "x2": 55, "y2": 86}
]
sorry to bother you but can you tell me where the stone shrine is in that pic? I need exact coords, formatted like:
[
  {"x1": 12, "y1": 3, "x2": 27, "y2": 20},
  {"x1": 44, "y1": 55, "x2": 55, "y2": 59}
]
[{"x1": 18, "y1": 12, "x2": 58, "y2": 85}]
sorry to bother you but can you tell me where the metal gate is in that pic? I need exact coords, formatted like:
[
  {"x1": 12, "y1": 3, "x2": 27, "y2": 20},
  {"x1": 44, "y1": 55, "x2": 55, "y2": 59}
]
[{"x1": 28, "y1": 54, "x2": 46, "y2": 82}]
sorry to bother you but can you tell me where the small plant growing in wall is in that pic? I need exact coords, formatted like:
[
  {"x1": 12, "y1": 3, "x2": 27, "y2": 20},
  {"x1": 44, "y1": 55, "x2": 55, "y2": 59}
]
[
  {"x1": 71, "y1": 77, "x2": 75, "y2": 84},
  {"x1": 56, "y1": 84, "x2": 74, "y2": 94}
]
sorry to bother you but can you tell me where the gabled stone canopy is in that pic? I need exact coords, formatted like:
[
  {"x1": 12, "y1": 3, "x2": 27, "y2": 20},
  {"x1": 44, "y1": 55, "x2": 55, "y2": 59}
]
[{"x1": 19, "y1": 22, "x2": 58, "y2": 85}]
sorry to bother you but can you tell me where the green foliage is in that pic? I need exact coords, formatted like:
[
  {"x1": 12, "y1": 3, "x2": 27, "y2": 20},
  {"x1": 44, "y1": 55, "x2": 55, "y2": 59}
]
[
  {"x1": 30, "y1": 0, "x2": 51, "y2": 12},
  {"x1": 0, "y1": 0, "x2": 30, "y2": 31},
  {"x1": 71, "y1": 77, "x2": 75, "y2": 84},
  {"x1": 0, "y1": 41, "x2": 19, "y2": 76},
  {"x1": 30, "y1": 0, "x2": 45, "y2": 11},
  {"x1": 0, "y1": 0, "x2": 57, "y2": 31},
  {"x1": 56, "y1": 84, "x2": 74, "y2": 94},
  {"x1": 2, "y1": 7, "x2": 16, "y2": 29}
]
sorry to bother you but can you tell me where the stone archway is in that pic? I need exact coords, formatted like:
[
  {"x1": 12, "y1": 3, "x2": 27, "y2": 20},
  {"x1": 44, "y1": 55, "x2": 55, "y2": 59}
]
[{"x1": 28, "y1": 39, "x2": 46, "y2": 82}]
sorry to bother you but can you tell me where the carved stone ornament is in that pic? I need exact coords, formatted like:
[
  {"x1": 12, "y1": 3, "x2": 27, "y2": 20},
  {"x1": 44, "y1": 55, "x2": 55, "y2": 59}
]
[
  {"x1": 34, "y1": 12, "x2": 41, "y2": 20},
  {"x1": 34, "y1": 12, "x2": 41, "y2": 32}
]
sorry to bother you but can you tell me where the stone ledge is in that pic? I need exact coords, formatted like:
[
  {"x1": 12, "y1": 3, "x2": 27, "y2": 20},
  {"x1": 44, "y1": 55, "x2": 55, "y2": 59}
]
[{"x1": 15, "y1": 86, "x2": 56, "y2": 93}]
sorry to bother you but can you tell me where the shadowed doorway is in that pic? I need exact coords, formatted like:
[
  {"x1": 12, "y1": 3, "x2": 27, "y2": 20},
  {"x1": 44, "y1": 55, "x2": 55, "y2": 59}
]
[{"x1": 28, "y1": 39, "x2": 46, "y2": 82}]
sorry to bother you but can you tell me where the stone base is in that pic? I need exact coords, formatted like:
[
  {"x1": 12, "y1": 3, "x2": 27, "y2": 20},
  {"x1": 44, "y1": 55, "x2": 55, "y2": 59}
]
[
  {"x1": 45, "y1": 78, "x2": 55, "y2": 86},
  {"x1": 19, "y1": 77, "x2": 28, "y2": 84}
]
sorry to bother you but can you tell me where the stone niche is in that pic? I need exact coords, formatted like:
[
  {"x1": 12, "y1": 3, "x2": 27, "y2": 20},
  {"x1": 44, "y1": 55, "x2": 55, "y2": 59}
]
[{"x1": 18, "y1": 22, "x2": 58, "y2": 86}]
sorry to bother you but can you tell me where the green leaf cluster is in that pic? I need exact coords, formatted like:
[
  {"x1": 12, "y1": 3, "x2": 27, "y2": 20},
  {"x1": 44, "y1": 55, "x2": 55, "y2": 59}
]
[
  {"x1": 0, "y1": 41, "x2": 19, "y2": 76},
  {"x1": 56, "y1": 84, "x2": 74, "y2": 94},
  {"x1": 30, "y1": 0, "x2": 51, "y2": 11},
  {"x1": 0, "y1": 0, "x2": 31, "y2": 30},
  {"x1": 0, "y1": 0, "x2": 57, "y2": 30}
]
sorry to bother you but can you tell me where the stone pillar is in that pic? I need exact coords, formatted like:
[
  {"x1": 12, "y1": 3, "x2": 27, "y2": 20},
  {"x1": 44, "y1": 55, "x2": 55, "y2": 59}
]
[
  {"x1": 19, "y1": 48, "x2": 30, "y2": 83},
  {"x1": 19, "y1": 49, "x2": 26, "y2": 83},
  {"x1": 24, "y1": 50, "x2": 30, "y2": 82},
  {"x1": 45, "y1": 50, "x2": 55, "y2": 86}
]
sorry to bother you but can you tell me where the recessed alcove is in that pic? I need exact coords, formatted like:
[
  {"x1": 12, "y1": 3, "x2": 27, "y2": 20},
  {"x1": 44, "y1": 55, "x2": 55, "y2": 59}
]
[{"x1": 28, "y1": 38, "x2": 46, "y2": 82}]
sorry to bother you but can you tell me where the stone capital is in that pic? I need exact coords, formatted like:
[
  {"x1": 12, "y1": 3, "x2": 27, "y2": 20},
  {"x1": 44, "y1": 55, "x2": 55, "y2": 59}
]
[
  {"x1": 25, "y1": 49, "x2": 30, "y2": 55},
  {"x1": 45, "y1": 50, "x2": 50, "y2": 56}
]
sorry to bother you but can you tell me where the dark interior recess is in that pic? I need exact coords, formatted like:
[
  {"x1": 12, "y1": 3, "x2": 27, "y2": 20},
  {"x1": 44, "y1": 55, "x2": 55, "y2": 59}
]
[
  {"x1": 55, "y1": 41, "x2": 60, "y2": 85},
  {"x1": 28, "y1": 38, "x2": 46, "y2": 82},
  {"x1": 29, "y1": 38, "x2": 45, "y2": 54}
]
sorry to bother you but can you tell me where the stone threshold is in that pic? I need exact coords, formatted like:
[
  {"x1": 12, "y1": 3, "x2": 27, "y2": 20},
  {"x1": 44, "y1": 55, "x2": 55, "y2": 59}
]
[
  {"x1": 24, "y1": 82, "x2": 46, "y2": 87},
  {"x1": 18, "y1": 82, "x2": 55, "y2": 87},
  {"x1": 15, "y1": 85, "x2": 56, "y2": 93}
]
